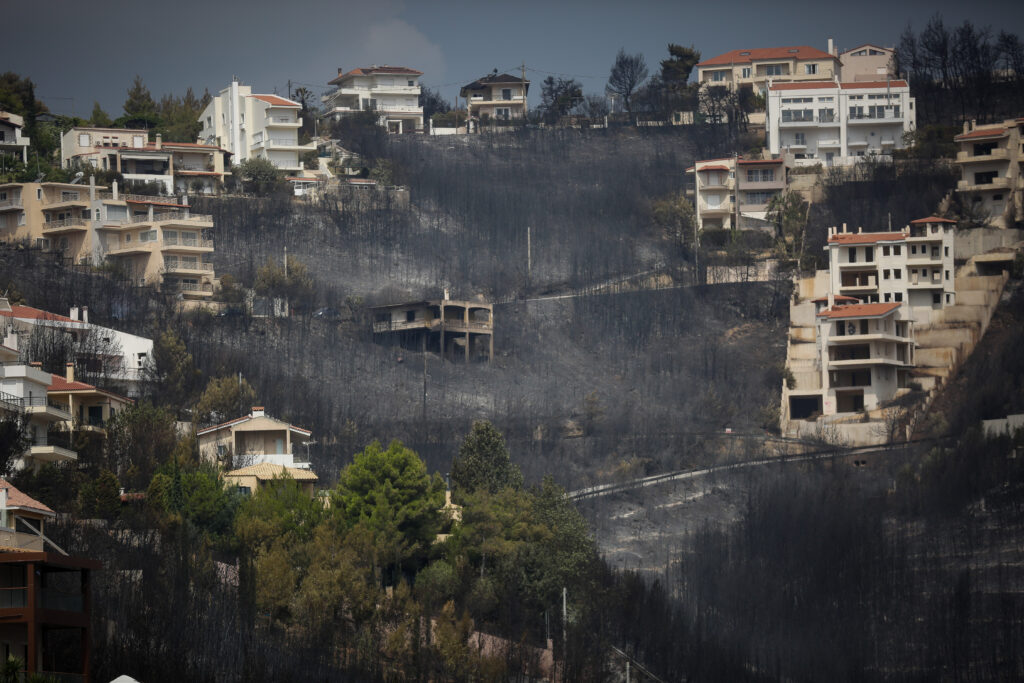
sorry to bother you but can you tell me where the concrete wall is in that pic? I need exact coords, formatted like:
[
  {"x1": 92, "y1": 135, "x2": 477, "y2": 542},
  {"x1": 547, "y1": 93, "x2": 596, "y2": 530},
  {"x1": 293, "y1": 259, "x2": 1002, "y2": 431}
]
[
  {"x1": 983, "y1": 414, "x2": 1024, "y2": 437},
  {"x1": 955, "y1": 228, "x2": 1024, "y2": 260}
]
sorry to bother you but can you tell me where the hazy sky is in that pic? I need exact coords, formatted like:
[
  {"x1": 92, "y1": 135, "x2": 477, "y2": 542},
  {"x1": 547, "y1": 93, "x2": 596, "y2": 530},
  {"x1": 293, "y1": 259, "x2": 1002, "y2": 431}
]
[{"x1": 6, "y1": 0, "x2": 1024, "y2": 117}]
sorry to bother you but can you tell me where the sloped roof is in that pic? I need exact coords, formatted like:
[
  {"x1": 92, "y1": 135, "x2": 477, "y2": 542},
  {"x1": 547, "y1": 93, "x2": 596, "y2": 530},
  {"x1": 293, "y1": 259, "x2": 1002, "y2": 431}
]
[
  {"x1": 811, "y1": 295, "x2": 860, "y2": 303},
  {"x1": 223, "y1": 464, "x2": 318, "y2": 481},
  {"x1": 0, "y1": 479, "x2": 56, "y2": 517},
  {"x1": 0, "y1": 304, "x2": 77, "y2": 324},
  {"x1": 329, "y1": 66, "x2": 423, "y2": 85},
  {"x1": 909, "y1": 216, "x2": 956, "y2": 224},
  {"x1": 828, "y1": 231, "x2": 906, "y2": 245},
  {"x1": 699, "y1": 46, "x2": 837, "y2": 67},
  {"x1": 48, "y1": 373, "x2": 131, "y2": 402},
  {"x1": 248, "y1": 94, "x2": 301, "y2": 107},
  {"x1": 197, "y1": 412, "x2": 312, "y2": 437},
  {"x1": 840, "y1": 80, "x2": 907, "y2": 89},
  {"x1": 840, "y1": 44, "x2": 894, "y2": 56},
  {"x1": 461, "y1": 73, "x2": 530, "y2": 90},
  {"x1": 954, "y1": 126, "x2": 1008, "y2": 141},
  {"x1": 698, "y1": 164, "x2": 730, "y2": 171},
  {"x1": 817, "y1": 302, "x2": 901, "y2": 319}
]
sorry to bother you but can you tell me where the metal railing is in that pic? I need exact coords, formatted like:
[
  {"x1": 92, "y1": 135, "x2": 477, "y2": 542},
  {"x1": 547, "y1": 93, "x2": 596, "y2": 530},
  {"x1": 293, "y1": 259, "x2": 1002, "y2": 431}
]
[
  {"x1": 23, "y1": 395, "x2": 70, "y2": 412},
  {"x1": 168, "y1": 281, "x2": 214, "y2": 293},
  {"x1": 164, "y1": 234, "x2": 214, "y2": 248},
  {"x1": 164, "y1": 259, "x2": 214, "y2": 272},
  {"x1": 152, "y1": 211, "x2": 213, "y2": 225},
  {"x1": 0, "y1": 199, "x2": 23, "y2": 210},
  {"x1": 43, "y1": 217, "x2": 88, "y2": 230}
]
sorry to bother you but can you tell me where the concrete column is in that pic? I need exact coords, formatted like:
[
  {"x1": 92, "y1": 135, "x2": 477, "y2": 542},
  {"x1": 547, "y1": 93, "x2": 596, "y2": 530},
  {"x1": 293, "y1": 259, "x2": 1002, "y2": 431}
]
[
  {"x1": 26, "y1": 562, "x2": 37, "y2": 674},
  {"x1": 464, "y1": 306, "x2": 470, "y2": 362}
]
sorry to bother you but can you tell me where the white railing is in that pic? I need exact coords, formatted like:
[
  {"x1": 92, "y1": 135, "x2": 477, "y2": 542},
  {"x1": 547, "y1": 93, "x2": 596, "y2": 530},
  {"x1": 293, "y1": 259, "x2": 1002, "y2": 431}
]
[
  {"x1": 43, "y1": 217, "x2": 87, "y2": 229},
  {"x1": 153, "y1": 211, "x2": 213, "y2": 224},
  {"x1": 0, "y1": 199, "x2": 22, "y2": 210},
  {"x1": 165, "y1": 259, "x2": 214, "y2": 271},
  {"x1": 164, "y1": 234, "x2": 214, "y2": 248}
]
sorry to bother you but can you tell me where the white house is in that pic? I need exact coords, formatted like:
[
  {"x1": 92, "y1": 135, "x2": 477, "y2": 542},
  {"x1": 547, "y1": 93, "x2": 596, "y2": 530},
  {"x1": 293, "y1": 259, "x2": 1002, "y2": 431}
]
[
  {"x1": 323, "y1": 66, "x2": 423, "y2": 133},
  {"x1": 685, "y1": 156, "x2": 788, "y2": 232},
  {"x1": 767, "y1": 79, "x2": 915, "y2": 166},
  {"x1": 197, "y1": 407, "x2": 313, "y2": 469},
  {"x1": 0, "y1": 112, "x2": 30, "y2": 164},
  {"x1": 199, "y1": 80, "x2": 316, "y2": 174}
]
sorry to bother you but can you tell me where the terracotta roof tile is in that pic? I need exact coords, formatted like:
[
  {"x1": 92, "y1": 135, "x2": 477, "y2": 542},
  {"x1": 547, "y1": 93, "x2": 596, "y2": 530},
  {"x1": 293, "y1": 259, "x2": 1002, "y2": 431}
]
[
  {"x1": 839, "y1": 80, "x2": 908, "y2": 89},
  {"x1": 0, "y1": 305, "x2": 77, "y2": 324},
  {"x1": 769, "y1": 81, "x2": 839, "y2": 91},
  {"x1": 737, "y1": 158, "x2": 784, "y2": 164},
  {"x1": 909, "y1": 216, "x2": 956, "y2": 224},
  {"x1": 248, "y1": 94, "x2": 301, "y2": 107},
  {"x1": 698, "y1": 164, "x2": 730, "y2": 171},
  {"x1": 954, "y1": 127, "x2": 1008, "y2": 141},
  {"x1": 0, "y1": 479, "x2": 55, "y2": 516},
  {"x1": 828, "y1": 231, "x2": 906, "y2": 245},
  {"x1": 817, "y1": 302, "x2": 902, "y2": 319},
  {"x1": 811, "y1": 295, "x2": 860, "y2": 303},
  {"x1": 699, "y1": 46, "x2": 837, "y2": 67},
  {"x1": 223, "y1": 464, "x2": 318, "y2": 481}
]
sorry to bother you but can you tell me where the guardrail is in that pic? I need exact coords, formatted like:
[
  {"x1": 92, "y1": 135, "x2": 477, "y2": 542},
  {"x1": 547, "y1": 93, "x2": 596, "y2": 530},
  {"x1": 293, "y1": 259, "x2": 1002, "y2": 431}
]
[{"x1": 43, "y1": 217, "x2": 88, "y2": 230}]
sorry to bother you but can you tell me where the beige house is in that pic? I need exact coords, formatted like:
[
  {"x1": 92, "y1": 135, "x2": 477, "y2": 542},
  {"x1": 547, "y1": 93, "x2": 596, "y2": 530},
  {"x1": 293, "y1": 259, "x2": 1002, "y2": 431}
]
[
  {"x1": 0, "y1": 179, "x2": 216, "y2": 299},
  {"x1": 460, "y1": 73, "x2": 530, "y2": 127},
  {"x1": 839, "y1": 44, "x2": 895, "y2": 82},
  {"x1": 0, "y1": 112, "x2": 30, "y2": 164},
  {"x1": 685, "y1": 156, "x2": 788, "y2": 232},
  {"x1": 324, "y1": 66, "x2": 424, "y2": 133},
  {"x1": 697, "y1": 45, "x2": 839, "y2": 95},
  {"x1": 61, "y1": 127, "x2": 230, "y2": 195},
  {"x1": 47, "y1": 363, "x2": 132, "y2": 436},
  {"x1": 197, "y1": 407, "x2": 313, "y2": 469},
  {"x1": 222, "y1": 463, "x2": 318, "y2": 498},
  {"x1": 954, "y1": 118, "x2": 1024, "y2": 229}
]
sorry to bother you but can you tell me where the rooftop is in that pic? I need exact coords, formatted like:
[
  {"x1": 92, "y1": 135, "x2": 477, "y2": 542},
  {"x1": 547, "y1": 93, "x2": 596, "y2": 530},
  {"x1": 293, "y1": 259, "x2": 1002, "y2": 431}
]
[
  {"x1": 699, "y1": 46, "x2": 837, "y2": 67},
  {"x1": 817, "y1": 302, "x2": 902, "y2": 319},
  {"x1": 909, "y1": 216, "x2": 956, "y2": 224},
  {"x1": 828, "y1": 231, "x2": 907, "y2": 245},
  {"x1": 954, "y1": 126, "x2": 1008, "y2": 141},
  {"x1": 223, "y1": 463, "x2": 318, "y2": 482},
  {"x1": 0, "y1": 479, "x2": 55, "y2": 517},
  {"x1": 329, "y1": 65, "x2": 423, "y2": 85},
  {"x1": 248, "y1": 94, "x2": 301, "y2": 107}
]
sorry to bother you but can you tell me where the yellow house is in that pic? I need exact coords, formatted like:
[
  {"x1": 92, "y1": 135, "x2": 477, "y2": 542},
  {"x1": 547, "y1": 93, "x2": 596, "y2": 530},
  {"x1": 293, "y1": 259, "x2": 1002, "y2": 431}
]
[
  {"x1": 197, "y1": 407, "x2": 313, "y2": 469},
  {"x1": 47, "y1": 363, "x2": 132, "y2": 436},
  {"x1": 697, "y1": 45, "x2": 839, "y2": 95},
  {"x1": 222, "y1": 463, "x2": 318, "y2": 498}
]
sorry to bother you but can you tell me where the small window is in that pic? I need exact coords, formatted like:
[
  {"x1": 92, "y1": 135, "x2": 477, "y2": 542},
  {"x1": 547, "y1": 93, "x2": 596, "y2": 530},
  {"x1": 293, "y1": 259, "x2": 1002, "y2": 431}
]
[
  {"x1": 882, "y1": 246, "x2": 890, "y2": 256},
  {"x1": 894, "y1": 270, "x2": 902, "y2": 279},
  {"x1": 805, "y1": 64, "x2": 818, "y2": 75},
  {"x1": 895, "y1": 293, "x2": 903, "y2": 302},
  {"x1": 741, "y1": 67, "x2": 751, "y2": 78},
  {"x1": 893, "y1": 246, "x2": 901, "y2": 256},
  {"x1": 78, "y1": 133, "x2": 90, "y2": 146},
  {"x1": 37, "y1": 188, "x2": 42, "y2": 200},
  {"x1": 884, "y1": 293, "x2": 891, "y2": 302},
  {"x1": 944, "y1": 246, "x2": 949, "y2": 257},
  {"x1": 408, "y1": 80, "x2": 414, "y2": 86},
  {"x1": 946, "y1": 294, "x2": 952, "y2": 303},
  {"x1": 883, "y1": 269, "x2": 890, "y2": 280},
  {"x1": 945, "y1": 270, "x2": 950, "y2": 280}
]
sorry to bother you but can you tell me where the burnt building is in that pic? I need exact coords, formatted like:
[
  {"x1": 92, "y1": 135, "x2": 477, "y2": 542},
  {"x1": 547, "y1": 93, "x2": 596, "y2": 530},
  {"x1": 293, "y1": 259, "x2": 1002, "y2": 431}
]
[{"x1": 371, "y1": 298, "x2": 493, "y2": 362}]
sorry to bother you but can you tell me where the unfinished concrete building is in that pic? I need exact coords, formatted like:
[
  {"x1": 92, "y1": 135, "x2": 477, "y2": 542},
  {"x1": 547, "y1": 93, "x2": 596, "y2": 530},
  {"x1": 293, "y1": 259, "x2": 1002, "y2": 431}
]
[{"x1": 371, "y1": 298, "x2": 493, "y2": 362}]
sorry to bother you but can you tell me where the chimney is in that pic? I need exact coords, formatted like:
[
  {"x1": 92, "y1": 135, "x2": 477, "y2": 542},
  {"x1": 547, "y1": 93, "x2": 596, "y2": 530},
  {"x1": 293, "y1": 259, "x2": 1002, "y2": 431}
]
[
  {"x1": 842, "y1": 222, "x2": 847, "y2": 234},
  {"x1": 828, "y1": 38, "x2": 835, "y2": 56},
  {"x1": 443, "y1": 288, "x2": 450, "y2": 301},
  {"x1": 858, "y1": 226, "x2": 863, "y2": 233},
  {"x1": 112, "y1": 179, "x2": 119, "y2": 200},
  {"x1": 963, "y1": 120, "x2": 970, "y2": 135},
  {"x1": 338, "y1": 67, "x2": 344, "y2": 76},
  {"x1": 81, "y1": 306, "x2": 88, "y2": 324},
  {"x1": 251, "y1": 406, "x2": 265, "y2": 418},
  {"x1": 70, "y1": 306, "x2": 79, "y2": 321},
  {"x1": 29, "y1": 362, "x2": 41, "y2": 367},
  {"x1": 155, "y1": 133, "x2": 162, "y2": 150},
  {"x1": 970, "y1": 119, "x2": 977, "y2": 131},
  {"x1": 65, "y1": 362, "x2": 74, "y2": 383}
]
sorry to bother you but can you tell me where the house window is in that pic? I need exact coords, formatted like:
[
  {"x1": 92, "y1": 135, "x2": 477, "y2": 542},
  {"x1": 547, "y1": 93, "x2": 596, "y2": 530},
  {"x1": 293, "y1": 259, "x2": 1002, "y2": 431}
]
[
  {"x1": 946, "y1": 294, "x2": 952, "y2": 304},
  {"x1": 893, "y1": 246, "x2": 901, "y2": 256},
  {"x1": 884, "y1": 293, "x2": 891, "y2": 302},
  {"x1": 501, "y1": 88, "x2": 512, "y2": 100},
  {"x1": 78, "y1": 133, "x2": 90, "y2": 147},
  {"x1": 848, "y1": 248, "x2": 857, "y2": 263},
  {"x1": 741, "y1": 67, "x2": 751, "y2": 78},
  {"x1": 711, "y1": 71, "x2": 726, "y2": 82},
  {"x1": 408, "y1": 80, "x2": 415, "y2": 86},
  {"x1": 495, "y1": 108, "x2": 511, "y2": 120},
  {"x1": 37, "y1": 188, "x2": 42, "y2": 200},
  {"x1": 945, "y1": 270, "x2": 950, "y2": 280},
  {"x1": 864, "y1": 247, "x2": 874, "y2": 262},
  {"x1": 895, "y1": 293, "x2": 903, "y2": 302},
  {"x1": 794, "y1": 132, "x2": 806, "y2": 146},
  {"x1": 883, "y1": 269, "x2": 890, "y2": 279},
  {"x1": 882, "y1": 246, "x2": 890, "y2": 256},
  {"x1": 805, "y1": 64, "x2": 818, "y2": 75},
  {"x1": 944, "y1": 246, "x2": 949, "y2": 257},
  {"x1": 894, "y1": 269, "x2": 902, "y2": 279},
  {"x1": 133, "y1": 135, "x2": 144, "y2": 148},
  {"x1": 746, "y1": 169, "x2": 774, "y2": 182},
  {"x1": 765, "y1": 65, "x2": 783, "y2": 76}
]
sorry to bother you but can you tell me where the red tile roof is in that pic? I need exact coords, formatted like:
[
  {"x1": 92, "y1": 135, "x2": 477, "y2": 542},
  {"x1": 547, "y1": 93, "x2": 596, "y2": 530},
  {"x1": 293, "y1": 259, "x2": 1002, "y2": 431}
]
[
  {"x1": 954, "y1": 127, "x2": 1007, "y2": 141},
  {"x1": 828, "y1": 231, "x2": 906, "y2": 245},
  {"x1": 0, "y1": 479, "x2": 55, "y2": 516},
  {"x1": 0, "y1": 305, "x2": 78, "y2": 324},
  {"x1": 48, "y1": 373, "x2": 132, "y2": 403},
  {"x1": 817, "y1": 302, "x2": 901, "y2": 319},
  {"x1": 909, "y1": 216, "x2": 956, "y2": 224},
  {"x1": 248, "y1": 94, "x2": 301, "y2": 107},
  {"x1": 811, "y1": 295, "x2": 860, "y2": 303},
  {"x1": 699, "y1": 46, "x2": 837, "y2": 67},
  {"x1": 840, "y1": 80, "x2": 908, "y2": 89},
  {"x1": 330, "y1": 66, "x2": 423, "y2": 84},
  {"x1": 769, "y1": 80, "x2": 839, "y2": 91},
  {"x1": 737, "y1": 158, "x2": 784, "y2": 165},
  {"x1": 698, "y1": 164, "x2": 730, "y2": 171}
]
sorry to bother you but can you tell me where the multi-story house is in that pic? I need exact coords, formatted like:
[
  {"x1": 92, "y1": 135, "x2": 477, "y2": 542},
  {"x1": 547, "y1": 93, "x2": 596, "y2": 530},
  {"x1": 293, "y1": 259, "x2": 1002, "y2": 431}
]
[
  {"x1": 0, "y1": 111, "x2": 30, "y2": 164},
  {"x1": 61, "y1": 127, "x2": 230, "y2": 195},
  {"x1": 197, "y1": 407, "x2": 313, "y2": 469},
  {"x1": 460, "y1": 73, "x2": 530, "y2": 126},
  {"x1": 766, "y1": 79, "x2": 915, "y2": 166},
  {"x1": 48, "y1": 363, "x2": 132, "y2": 436},
  {"x1": 0, "y1": 338, "x2": 77, "y2": 470},
  {"x1": 223, "y1": 463, "x2": 318, "y2": 498},
  {"x1": 0, "y1": 180, "x2": 216, "y2": 301},
  {"x1": 838, "y1": 44, "x2": 895, "y2": 82},
  {"x1": 0, "y1": 479, "x2": 100, "y2": 681},
  {"x1": 371, "y1": 297, "x2": 494, "y2": 362},
  {"x1": 0, "y1": 297, "x2": 153, "y2": 397},
  {"x1": 323, "y1": 66, "x2": 424, "y2": 133},
  {"x1": 825, "y1": 217, "x2": 956, "y2": 309},
  {"x1": 199, "y1": 80, "x2": 316, "y2": 176},
  {"x1": 696, "y1": 45, "x2": 839, "y2": 96},
  {"x1": 685, "y1": 156, "x2": 788, "y2": 232},
  {"x1": 953, "y1": 118, "x2": 1024, "y2": 229}
]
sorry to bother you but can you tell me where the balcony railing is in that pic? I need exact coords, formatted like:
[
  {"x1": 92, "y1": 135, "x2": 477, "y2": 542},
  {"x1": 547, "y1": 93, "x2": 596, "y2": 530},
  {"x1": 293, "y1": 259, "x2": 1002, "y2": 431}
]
[
  {"x1": 153, "y1": 211, "x2": 213, "y2": 225},
  {"x1": 23, "y1": 395, "x2": 71, "y2": 412},
  {"x1": 43, "y1": 217, "x2": 88, "y2": 230},
  {"x1": 164, "y1": 259, "x2": 214, "y2": 272},
  {"x1": 956, "y1": 148, "x2": 1008, "y2": 162},
  {"x1": 164, "y1": 234, "x2": 214, "y2": 248},
  {"x1": 175, "y1": 162, "x2": 216, "y2": 171},
  {"x1": 168, "y1": 281, "x2": 213, "y2": 293},
  {"x1": 0, "y1": 199, "x2": 23, "y2": 210}
]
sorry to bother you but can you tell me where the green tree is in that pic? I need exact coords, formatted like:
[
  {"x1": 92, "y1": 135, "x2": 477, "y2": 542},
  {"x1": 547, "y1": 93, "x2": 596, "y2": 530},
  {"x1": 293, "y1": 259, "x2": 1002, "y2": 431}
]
[
  {"x1": 89, "y1": 102, "x2": 113, "y2": 127},
  {"x1": 235, "y1": 472, "x2": 324, "y2": 553},
  {"x1": 331, "y1": 440, "x2": 444, "y2": 582},
  {"x1": 254, "y1": 256, "x2": 314, "y2": 308},
  {"x1": 120, "y1": 75, "x2": 159, "y2": 129},
  {"x1": 194, "y1": 375, "x2": 257, "y2": 428},
  {"x1": 235, "y1": 157, "x2": 286, "y2": 196},
  {"x1": 146, "y1": 329, "x2": 201, "y2": 412},
  {"x1": 157, "y1": 88, "x2": 205, "y2": 143},
  {"x1": 450, "y1": 421, "x2": 523, "y2": 496},
  {"x1": 79, "y1": 469, "x2": 121, "y2": 520},
  {"x1": 651, "y1": 191, "x2": 698, "y2": 249},
  {"x1": 606, "y1": 48, "x2": 649, "y2": 122},
  {"x1": 660, "y1": 44, "x2": 701, "y2": 92},
  {"x1": 105, "y1": 402, "x2": 179, "y2": 489},
  {"x1": 766, "y1": 191, "x2": 810, "y2": 265}
]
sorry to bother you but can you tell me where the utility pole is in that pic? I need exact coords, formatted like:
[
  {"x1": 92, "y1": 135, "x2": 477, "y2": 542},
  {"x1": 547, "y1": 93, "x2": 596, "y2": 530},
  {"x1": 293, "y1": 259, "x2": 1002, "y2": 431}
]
[
  {"x1": 527, "y1": 226, "x2": 531, "y2": 276},
  {"x1": 522, "y1": 62, "x2": 528, "y2": 116},
  {"x1": 562, "y1": 586, "x2": 567, "y2": 665}
]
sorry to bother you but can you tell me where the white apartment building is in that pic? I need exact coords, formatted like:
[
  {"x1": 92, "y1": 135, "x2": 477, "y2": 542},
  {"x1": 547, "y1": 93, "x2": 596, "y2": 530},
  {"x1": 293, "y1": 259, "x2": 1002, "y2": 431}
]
[
  {"x1": 323, "y1": 66, "x2": 423, "y2": 133},
  {"x1": 60, "y1": 127, "x2": 230, "y2": 195},
  {"x1": 785, "y1": 216, "x2": 956, "y2": 420},
  {"x1": 766, "y1": 79, "x2": 915, "y2": 166},
  {"x1": 0, "y1": 112, "x2": 30, "y2": 164},
  {"x1": 697, "y1": 45, "x2": 839, "y2": 96},
  {"x1": 953, "y1": 118, "x2": 1024, "y2": 229},
  {"x1": 199, "y1": 80, "x2": 316, "y2": 173},
  {"x1": 685, "y1": 156, "x2": 787, "y2": 232}
]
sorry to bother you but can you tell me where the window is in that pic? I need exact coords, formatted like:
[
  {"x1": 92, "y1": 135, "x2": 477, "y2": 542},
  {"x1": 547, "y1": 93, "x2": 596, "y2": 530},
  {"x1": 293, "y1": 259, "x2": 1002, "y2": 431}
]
[
  {"x1": 818, "y1": 96, "x2": 834, "y2": 102},
  {"x1": 893, "y1": 246, "x2": 901, "y2": 256},
  {"x1": 501, "y1": 88, "x2": 512, "y2": 100},
  {"x1": 895, "y1": 293, "x2": 903, "y2": 302},
  {"x1": 865, "y1": 247, "x2": 874, "y2": 262},
  {"x1": 78, "y1": 133, "x2": 90, "y2": 146},
  {"x1": 495, "y1": 108, "x2": 511, "y2": 120},
  {"x1": 741, "y1": 67, "x2": 751, "y2": 78},
  {"x1": 17, "y1": 212, "x2": 24, "y2": 226},
  {"x1": 745, "y1": 191, "x2": 774, "y2": 204},
  {"x1": 944, "y1": 246, "x2": 949, "y2": 257},
  {"x1": 794, "y1": 132, "x2": 806, "y2": 145},
  {"x1": 946, "y1": 294, "x2": 952, "y2": 304},
  {"x1": 133, "y1": 135, "x2": 144, "y2": 148},
  {"x1": 61, "y1": 191, "x2": 80, "y2": 202},
  {"x1": 37, "y1": 188, "x2": 42, "y2": 200},
  {"x1": 993, "y1": 194, "x2": 1004, "y2": 201},
  {"x1": 848, "y1": 248, "x2": 857, "y2": 263},
  {"x1": 746, "y1": 169, "x2": 774, "y2": 182},
  {"x1": 884, "y1": 293, "x2": 891, "y2": 302},
  {"x1": 894, "y1": 269, "x2": 902, "y2": 279},
  {"x1": 882, "y1": 246, "x2": 890, "y2": 256},
  {"x1": 765, "y1": 65, "x2": 783, "y2": 76},
  {"x1": 910, "y1": 245, "x2": 916, "y2": 255},
  {"x1": 408, "y1": 80, "x2": 415, "y2": 86},
  {"x1": 711, "y1": 71, "x2": 726, "y2": 82},
  {"x1": 805, "y1": 64, "x2": 818, "y2": 75},
  {"x1": 883, "y1": 269, "x2": 890, "y2": 279},
  {"x1": 945, "y1": 270, "x2": 950, "y2": 280},
  {"x1": 932, "y1": 292, "x2": 941, "y2": 305}
]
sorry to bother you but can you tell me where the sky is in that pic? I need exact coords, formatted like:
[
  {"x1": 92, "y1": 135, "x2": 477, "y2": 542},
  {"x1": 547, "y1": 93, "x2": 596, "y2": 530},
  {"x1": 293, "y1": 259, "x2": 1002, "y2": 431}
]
[{"x1": 5, "y1": 0, "x2": 1024, "y2": 118}]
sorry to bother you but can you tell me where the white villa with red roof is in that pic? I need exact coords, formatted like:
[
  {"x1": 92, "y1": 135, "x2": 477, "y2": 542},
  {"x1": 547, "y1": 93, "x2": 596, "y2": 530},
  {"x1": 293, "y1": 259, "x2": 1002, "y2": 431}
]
[
  {"x1": 197, "y1": 407, "x2": 313, "y2": 470},
  {"x1": 199, "y1": 79, "x2": 317, "y2": 174},
  {"x1": 783, "y1": 217, "x2": 958, "y2": 428},
  {"x1": 766, "y1": 79, "x2": 915, "y2": 166},
  {"x1": 60, "y1": 127, "x2": 230, "y2": 195},
  {"x1": 48, "y1": 363, "x2": 132, "y2": 436},
  {"x1": 697, "y1": 45, "x2": 840, "y2": 95},
  {"x1": 323, "y1": 66, "x2": 424, "y2": 133}
]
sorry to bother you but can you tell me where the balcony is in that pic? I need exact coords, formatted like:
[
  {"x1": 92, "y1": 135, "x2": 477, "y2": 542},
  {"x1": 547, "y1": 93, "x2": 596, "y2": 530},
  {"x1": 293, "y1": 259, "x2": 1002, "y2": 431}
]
[
  {"x1": 956, "y1": 148, "x2": 1009, "y2": 164},
  {"x1": 829, "y1": 332, "x2": 912, "y2": 344},
  {"x1": 957, "y1": 177, "x2": 1010, "y2": 192},
  {"x1": 174, "y1": 162, "x2": 217, "y2": 172},
  {"x1": 42, "y1": 217, "x2": 89, "y2": 233},
  {"x1": 251, "y1": 137, "x2": 317, "y2": 152},
  {"x1": 231, "y1": 452, "x2": 312, "y2": 469},
  {"x1": 699, "y1": 202, "x2": 733, "y2": 216},
  {"x1": 29, "y1": 432, "x2": 77, "y2": 463},
  {"x1": 153, "y1": 211, "x2": 213, "y2": 228},
  {"x1": 162, "y1": 234, "x2": 213, "y2": 250},
  {"x1": 106, "y1": 239, "x2": 158, "y2": 255},
  {"x1": 699, "y1": 179, "x2": 733, "y2": 190},
  {"x1": 0, "y1": 198, "x2": 23, "y2": 211},
  {"x1": 265, "y1": 116, "x2": 302, "y2": 128},
  {"x1": 738, "y1": 178, "x2": 785, "y2": 191},
  {"x1": 847, "y1": 113, "x2": 904, "y2": 124},
  {"x1": 41, "y1": 195, "x2": 89, "y2": 209},
  {"x1": 165, "y1": 280, "x2": 214, "y2": 297},
  {"x1": 828, "y1": 356, "x2": 908, "y2": 369},
  {"x1": 907, "y1": 274, "x2": 944, "y2": 288},
  {"x1": 779, "y1": 115, "x2": 839, "y2": 127},
  {"x1": 164, "y1": 259, "x2": 214, "y2": 274},
  {"x1": 332, "y1": 85, "x2": 420, "y2": 95}
]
